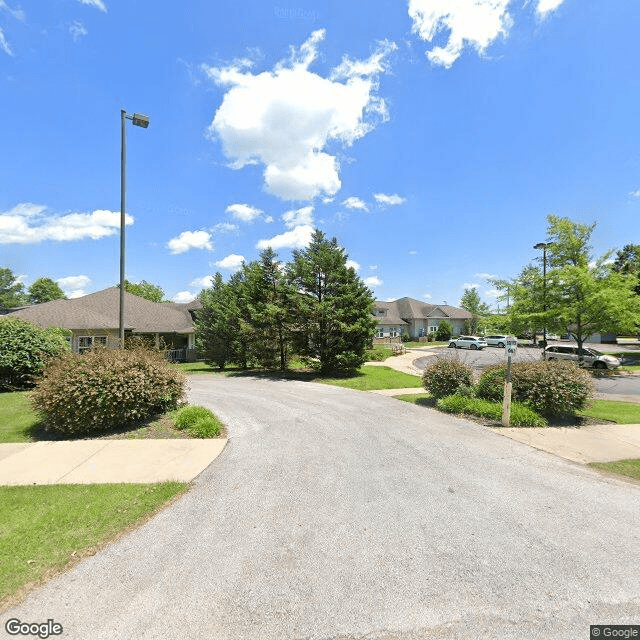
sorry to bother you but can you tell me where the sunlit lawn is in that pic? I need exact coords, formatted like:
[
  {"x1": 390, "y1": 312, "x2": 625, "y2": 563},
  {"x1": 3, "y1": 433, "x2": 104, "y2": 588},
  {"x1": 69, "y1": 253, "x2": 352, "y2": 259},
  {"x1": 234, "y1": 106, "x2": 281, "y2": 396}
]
[{"x1": 317, "y1": 365, "x2": 422, "y2": 391}]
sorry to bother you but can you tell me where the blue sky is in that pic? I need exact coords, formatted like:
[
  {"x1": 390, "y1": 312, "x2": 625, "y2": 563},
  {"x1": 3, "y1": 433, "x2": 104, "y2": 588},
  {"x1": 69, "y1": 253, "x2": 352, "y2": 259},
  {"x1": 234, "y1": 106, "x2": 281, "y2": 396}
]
[{"x1": 1, "y1": 0, "x2": 639, "y2": 306}]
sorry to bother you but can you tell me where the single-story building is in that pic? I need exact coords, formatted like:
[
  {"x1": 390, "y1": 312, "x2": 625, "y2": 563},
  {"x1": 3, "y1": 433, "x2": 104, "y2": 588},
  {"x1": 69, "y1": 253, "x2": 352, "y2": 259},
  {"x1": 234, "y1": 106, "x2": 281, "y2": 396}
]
[
  {"x1": 373, "y1": 297, "x2": 474, "y2": 340},
  {"x1": 3, "y1": 287, "x2": 202, "y2": 361}
]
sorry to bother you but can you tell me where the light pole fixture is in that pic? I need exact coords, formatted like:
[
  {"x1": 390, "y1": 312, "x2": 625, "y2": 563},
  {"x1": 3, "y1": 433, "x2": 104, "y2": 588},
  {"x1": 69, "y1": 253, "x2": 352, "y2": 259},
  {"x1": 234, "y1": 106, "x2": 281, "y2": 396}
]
[
  {"x1": 533, "y1": 241, "x2": 551, "y2": 355},
  {"x1": 119, "y1": 110, "x2": 149, "y2": 348}
]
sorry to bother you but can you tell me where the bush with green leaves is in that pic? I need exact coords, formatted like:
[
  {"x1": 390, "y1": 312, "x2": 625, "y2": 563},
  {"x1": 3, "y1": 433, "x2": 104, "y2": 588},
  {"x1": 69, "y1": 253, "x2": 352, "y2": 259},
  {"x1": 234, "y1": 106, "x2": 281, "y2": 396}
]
[
  {"x1": 401, "y1": 332, "x2": 412, "y2": 343},
  {"x1": 174, "y1": 405, "x2": 215, "y2": 429},
  {"x1": 435, "y1": 320, "x2": 452, "y2": 341},
  {"x1": 174, "y1": 405, "x2": 223, "y2": 438},
  {"x1": 422, "y1": 356, "x2": 473, "y2": 399},
  {"x1": 436, "y1": 395, "x2": 547, "y2": 427},
  {"x1": 0, "y1": 318, "x2": 70, "y2": 390},
  {"x1": 475, "y1": 360, "x2": 593, "y2": 417},
  {"x1": 31, "y1": 346, "x2": 186, "y2": 435}
]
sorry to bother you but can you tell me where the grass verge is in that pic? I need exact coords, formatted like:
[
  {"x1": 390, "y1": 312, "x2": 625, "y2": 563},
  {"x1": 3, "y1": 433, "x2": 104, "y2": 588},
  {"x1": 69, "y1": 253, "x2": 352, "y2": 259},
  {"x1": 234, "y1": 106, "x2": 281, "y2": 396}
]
[
  {"x1": 588, "y1": 459, "x2": 640, "y2": 481},
  {"x1": 579, "y1": 399, "x2": 640, "y2": 424},
  {"x1": 0, "y1": 481, "x2": 188, "y2": 607},
  {"x1": 0, "y1": 392, "x2": 39, "y2": 443},
  {"x1": 318, "y1": 365, "x2": 422, "y2": 391}
]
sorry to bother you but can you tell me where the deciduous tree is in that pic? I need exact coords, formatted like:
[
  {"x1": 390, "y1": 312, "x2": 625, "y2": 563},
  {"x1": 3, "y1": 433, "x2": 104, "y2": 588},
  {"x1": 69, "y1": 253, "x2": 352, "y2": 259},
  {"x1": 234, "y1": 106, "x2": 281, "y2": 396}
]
[{"x1": 28, "y1": 277, "x2": 67, "y2": 304}]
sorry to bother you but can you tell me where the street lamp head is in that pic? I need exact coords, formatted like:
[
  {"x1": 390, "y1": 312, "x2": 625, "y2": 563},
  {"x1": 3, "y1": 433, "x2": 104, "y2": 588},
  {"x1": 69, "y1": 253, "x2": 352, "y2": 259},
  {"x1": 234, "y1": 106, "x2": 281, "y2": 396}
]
[
  {"x1": 131, "y1": 113, "x2": 150, "y2": 128},
  {"x1": 534, "y1": 242, "x2": 549, "y2": 250}
]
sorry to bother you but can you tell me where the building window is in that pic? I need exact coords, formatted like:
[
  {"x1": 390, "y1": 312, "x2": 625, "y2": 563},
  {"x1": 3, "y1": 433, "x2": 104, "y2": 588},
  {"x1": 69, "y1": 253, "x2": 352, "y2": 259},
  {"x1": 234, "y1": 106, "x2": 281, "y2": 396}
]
[
  {"x1": 428, "y1": 325, "x2": 438, "y2": 333},
  {"x1": 78, "y1": 336, "x2": 107, "y2": 353},
  {"x1": 376, "y1": 328, "x2": 385, "y2": 338}
]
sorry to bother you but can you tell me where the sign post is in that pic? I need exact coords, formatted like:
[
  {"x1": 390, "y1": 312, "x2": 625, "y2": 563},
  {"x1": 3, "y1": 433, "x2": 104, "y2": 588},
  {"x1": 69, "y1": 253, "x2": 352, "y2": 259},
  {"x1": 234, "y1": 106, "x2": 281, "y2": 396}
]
[{"x1": 502, "y1": 336, "x2": 518, "y2": 427}]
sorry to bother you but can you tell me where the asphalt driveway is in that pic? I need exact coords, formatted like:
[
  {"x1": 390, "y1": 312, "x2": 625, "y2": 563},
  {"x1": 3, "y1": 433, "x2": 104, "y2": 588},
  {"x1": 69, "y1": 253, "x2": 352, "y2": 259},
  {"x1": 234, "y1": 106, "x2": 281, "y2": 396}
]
[{"x1": 3, "y1": 376, "x2": 639, "y2": 640}]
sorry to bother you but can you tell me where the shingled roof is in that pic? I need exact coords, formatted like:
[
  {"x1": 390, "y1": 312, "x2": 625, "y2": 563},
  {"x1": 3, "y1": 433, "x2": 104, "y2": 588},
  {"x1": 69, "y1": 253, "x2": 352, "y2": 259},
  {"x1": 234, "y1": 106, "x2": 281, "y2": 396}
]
[
  {"x1": 376, "y1": 297, "x2": 474, "y2": 320},
  {"x1": 3, "y1": 287, "x2": 198, "y2": 334}
]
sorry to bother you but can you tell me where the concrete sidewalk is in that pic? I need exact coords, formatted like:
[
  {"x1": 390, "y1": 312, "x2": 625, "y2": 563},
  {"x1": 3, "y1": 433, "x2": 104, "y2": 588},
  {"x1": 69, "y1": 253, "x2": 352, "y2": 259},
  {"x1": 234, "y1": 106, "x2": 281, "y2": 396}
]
[{"x1": 0, "y1": 438, "x2": 227, "y2": 486}]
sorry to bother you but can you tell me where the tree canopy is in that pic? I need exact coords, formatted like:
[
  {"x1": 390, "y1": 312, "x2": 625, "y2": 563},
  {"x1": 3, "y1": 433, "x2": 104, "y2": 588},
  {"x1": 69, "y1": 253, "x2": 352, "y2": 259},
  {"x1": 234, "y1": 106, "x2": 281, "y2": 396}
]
[
  {"x1": 123, "y1": 280, "x2": 165, "y2": 302},
  {"x1": 0, "y1": 267, "x2": 27, "y2": 309},
  {"x1": 28, "y1": 277, "x2": 67, "y2": 304}
]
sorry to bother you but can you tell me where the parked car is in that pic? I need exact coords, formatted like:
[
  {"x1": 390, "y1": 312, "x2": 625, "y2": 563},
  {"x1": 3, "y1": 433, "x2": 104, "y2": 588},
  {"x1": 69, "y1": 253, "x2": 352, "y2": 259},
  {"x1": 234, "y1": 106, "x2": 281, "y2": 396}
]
[
  {"x1": 484, "y1": 335, "x2": 509, "y2": 347},
  {"x1": 448, "y1": 336, "x2": 488, "y2": 350},
  {"x1": 543, "y1": 345, "x2": 621, "y2": 369}
]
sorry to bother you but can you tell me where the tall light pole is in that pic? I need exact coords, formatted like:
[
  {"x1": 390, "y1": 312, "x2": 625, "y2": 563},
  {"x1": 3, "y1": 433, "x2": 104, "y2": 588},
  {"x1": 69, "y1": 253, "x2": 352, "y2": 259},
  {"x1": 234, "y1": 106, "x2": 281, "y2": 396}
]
[
  {"x1": 120, "y1": 110, "x2": 149, "y2": 347},
  {"x1": 534, "y1": 242, "x2": 550, "y2": 356}
]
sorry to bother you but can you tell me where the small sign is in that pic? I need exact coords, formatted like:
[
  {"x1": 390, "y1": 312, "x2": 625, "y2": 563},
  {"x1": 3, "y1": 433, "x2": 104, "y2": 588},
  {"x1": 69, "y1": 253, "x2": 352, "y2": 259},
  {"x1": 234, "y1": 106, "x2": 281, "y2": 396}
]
[{"x1": 505, "y1": 336, "x2": 518, "y2": 357}]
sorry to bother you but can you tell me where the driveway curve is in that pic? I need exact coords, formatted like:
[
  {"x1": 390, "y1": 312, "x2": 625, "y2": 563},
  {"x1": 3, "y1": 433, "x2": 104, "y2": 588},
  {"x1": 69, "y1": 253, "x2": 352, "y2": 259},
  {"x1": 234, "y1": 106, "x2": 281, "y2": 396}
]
[{"x1": 3, "y1": 375, "x2": 639, "y2": 640}]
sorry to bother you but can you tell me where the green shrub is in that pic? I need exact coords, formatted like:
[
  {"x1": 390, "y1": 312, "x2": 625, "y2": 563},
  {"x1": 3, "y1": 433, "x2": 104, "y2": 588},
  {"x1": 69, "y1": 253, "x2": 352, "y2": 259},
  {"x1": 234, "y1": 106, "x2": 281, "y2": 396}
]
[
  {"x1": 31, "y1": 346, "x2": 186, "y2": 435},
  {"x1": 475, "y1": 365, "x2": 507, "y2": 402},
  {"x1": 189, "y1": 416, "x2": 222, "y2": 438},
  {"x1": 174, "y1": 405, "x2": 215, "y2": 430},
  {"x1": 435, "y1": 320, "x2": 452, "y2": 341},
  {"x1": 0, "y1": 318, "x2": 70, "y2": 390},
  {"x1": 436, "y1": 395, "x2": 547, "y2": 427},
  {"x1": 475, "y1": 360, "x2": 592, "y2": 417},
  {"x1": 401, "y1": 332, "x2": 411, "y2": 343},
  {"x1": 422, "y1": 357, "x2": 473, "y2": 399}
]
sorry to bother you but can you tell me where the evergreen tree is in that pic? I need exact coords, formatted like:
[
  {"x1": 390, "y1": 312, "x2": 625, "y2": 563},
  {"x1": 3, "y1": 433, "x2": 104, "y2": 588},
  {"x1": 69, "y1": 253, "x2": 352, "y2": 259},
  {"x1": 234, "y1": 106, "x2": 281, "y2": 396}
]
[
  {"x1": 287, "y1": 229, "x2": 377, "y2": 373},
  {"x1": 28, "y1": 277, "x2": 67, "y2": 304},
  {"x1": 194, "y1": 273, "x2": 242, "y2": 370},
  {"x1": 242, "y1": 248, "x2": 293, "y2": 371}
]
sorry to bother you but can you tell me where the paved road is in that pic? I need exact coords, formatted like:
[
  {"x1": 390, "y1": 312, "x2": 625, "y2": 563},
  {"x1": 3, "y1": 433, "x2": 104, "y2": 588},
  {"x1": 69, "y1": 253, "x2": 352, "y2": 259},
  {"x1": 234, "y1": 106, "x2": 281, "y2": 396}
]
[{"x1": 3, "y1": 376, "x2": 639, "y2": 639}]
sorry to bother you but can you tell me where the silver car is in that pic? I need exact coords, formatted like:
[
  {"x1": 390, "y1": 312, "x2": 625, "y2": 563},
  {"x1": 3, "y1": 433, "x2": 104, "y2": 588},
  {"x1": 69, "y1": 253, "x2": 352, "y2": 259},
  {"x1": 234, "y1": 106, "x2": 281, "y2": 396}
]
[
  {"x1": 448, "y1": 335, "x2": 488, "y2": 350},
  {"x1": 484, "y1": 335, "x2": 509, "y2": 347},
  {"x1": 544, "y1": 345, "x2": 620, "y2": 369}
]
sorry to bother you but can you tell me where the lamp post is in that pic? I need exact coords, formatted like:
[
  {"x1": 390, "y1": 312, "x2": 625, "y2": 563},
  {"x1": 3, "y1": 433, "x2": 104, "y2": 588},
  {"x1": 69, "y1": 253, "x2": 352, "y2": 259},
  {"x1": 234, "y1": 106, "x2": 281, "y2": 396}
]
[
  {"x1": 119, "y1": 110, "x2": 149, "y2": 347},
  {"x1": 533, "y1": 242, "x2": 550, "y2": 356}
]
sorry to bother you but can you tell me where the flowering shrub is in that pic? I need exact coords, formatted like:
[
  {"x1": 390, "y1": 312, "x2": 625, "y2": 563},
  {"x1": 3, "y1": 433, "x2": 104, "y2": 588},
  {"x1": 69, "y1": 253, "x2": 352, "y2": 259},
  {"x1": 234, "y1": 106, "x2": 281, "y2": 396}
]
[
  {"x1": 475, "y1": 360, "x2": 593, "y2": 417},
  {"x1": 32, "y1": 346, "x2": 185, "y2": 435},
  {"x1": 422, "y1": 356, "x2": 473, "y2": 399}
]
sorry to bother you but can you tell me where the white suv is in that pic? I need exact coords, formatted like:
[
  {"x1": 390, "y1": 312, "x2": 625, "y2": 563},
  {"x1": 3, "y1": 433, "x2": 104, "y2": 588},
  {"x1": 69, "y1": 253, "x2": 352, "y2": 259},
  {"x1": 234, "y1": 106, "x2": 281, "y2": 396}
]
[
  {"x1": 484, "y1": 335, "x2": 509, "y2": 347},
  {"x1": 544, "y1": 345, "x2": 620, "y2": 369},
  {"x1": 448, "y1": 336, "x2": 488, "y2": 350}
]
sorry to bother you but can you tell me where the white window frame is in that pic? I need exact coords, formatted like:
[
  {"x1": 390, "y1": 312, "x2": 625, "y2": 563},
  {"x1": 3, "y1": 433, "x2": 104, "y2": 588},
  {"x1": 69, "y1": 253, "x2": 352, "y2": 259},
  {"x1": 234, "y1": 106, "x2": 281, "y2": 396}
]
[{"x1": 78, "y1": 336, "x2": 107, "y2": 353}]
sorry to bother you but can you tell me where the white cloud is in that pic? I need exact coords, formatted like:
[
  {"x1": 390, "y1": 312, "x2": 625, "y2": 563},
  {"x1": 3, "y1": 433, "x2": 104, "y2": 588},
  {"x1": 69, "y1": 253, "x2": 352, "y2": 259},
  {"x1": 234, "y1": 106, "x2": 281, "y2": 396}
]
[
  {"x1": 57, "y1": 275, "x2": 90, "y2": 290},
  {"x1": 167, "y1": 230, "x2": 213, "y2": 254},
  {"x1": 342, "y1": 196, "x2": 368, "y2": 211},
  {"x1": 215, "y1": 254, "x2": 245, "y2": 271},
  {"x1": 485, "y1": 288, "x2": 500, "y2": 298},
  {"x1": 225, "y1": 203, "x2": 263, "y2": 222},
  {"x1": 345, "y1": 259, "x2": 360, "y2": 271},
  {"x1": 374, "y1": 193, "x2": 406, "y2": 207},
  {"x1": 173, "y1": 291, "x2": 196, "y2": 303},
  {"x1": 369, "y1": 265, "x2": 378, "y2": 270},
  {"x1": 629, "y1": 189, "x2": 640, "y2": 199},
  {"x1": 364, "y1": 276, "x2": 383, "y2": 288},
  {"x1": 77, "y1": 0, "x2": 106, "y2": 12},
  {"x1": 536, "y1": 0, "x2": 565, "y2": 18},
  {"x1": 256, "y1": 224, "x2": 314, "y2": 250},
  {"x1": 67, "y1": 289, "x2": 87, "y2": 299},
  {"x1": 69, "y1": 20, "x2": 87, "y2": 41},
  {"x1": 282, "y1": 205, "x2": 314, "y2": 229},
  {"x1": 0, "y1": 203, "x2": 132, "y2": 244},
  {"x1": 204, "y1": 30, "x2": 396, "y2": 201},
  {"x1": 0, "y1": 1, "x2": 26, "y2": 21},
  {"x1": 265, "y1": 215, "x2": 274, "y2": 223},
  {"x1": 212, "y1": 222, "x2": 238, "y2": 233},
  {"x1": 0, "y1": 26, "x2": 12, "y2": 56},
  {"x1": 190, "y1": 275, "x2": 214, "y2": 288},
  {"x1": 463, "y1": 282, "x2": 481, "y2": 289},
  {"x1": 408, "y1": 0, "x2": 512, "y2": 68},
  {"x1": 408, "y1": 250, "x2": 418, "y2": 255},
  {"x1": 475, "y1": 272, "x2": 497, "y2": 279},
  {"x1": 423, "y1": 293, "x2": 433, "y2": 300}
]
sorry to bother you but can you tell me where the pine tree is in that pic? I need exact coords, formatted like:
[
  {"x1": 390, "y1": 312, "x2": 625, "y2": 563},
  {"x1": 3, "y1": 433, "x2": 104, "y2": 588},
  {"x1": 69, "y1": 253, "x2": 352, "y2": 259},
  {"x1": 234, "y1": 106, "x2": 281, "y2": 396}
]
[{"x1": 287, "y1": 229, "x2": 378, "y2": 373}]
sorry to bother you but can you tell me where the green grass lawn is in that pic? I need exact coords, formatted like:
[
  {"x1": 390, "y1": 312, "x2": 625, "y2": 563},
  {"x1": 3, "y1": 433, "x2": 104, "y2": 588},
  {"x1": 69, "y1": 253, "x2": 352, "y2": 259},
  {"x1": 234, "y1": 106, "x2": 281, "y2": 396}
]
[
  {"x1": 317, "y1": 365, "x2": 422, "y2": 391},
  {"x1": 0, "y1": 482, "x2": 187, "y2": 605},
  {"x1": 404, "y1": 341, "x2": 447, "y2": 349},
  {"x1": 588, "y1": 459, "x2": 640, "y2": 481},
  {"x1": 172, "y1": 361, "x2": 224, "y2": 374},
  {"x1": 0, "y1": 392, "x2": 40, "y2": 443},
  {"x1": 579, "y1": 399, "x2": 640, "y2": 424}
]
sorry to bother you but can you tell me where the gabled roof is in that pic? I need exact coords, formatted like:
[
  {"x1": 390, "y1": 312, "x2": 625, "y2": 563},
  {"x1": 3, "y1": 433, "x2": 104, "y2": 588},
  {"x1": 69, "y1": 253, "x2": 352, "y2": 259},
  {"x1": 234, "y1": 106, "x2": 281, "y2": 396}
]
[
  {"x1": 3, "y1": 287, "x2": 197, "y2": 334},
  {"x1": 376, "y1": 297, "x2": 474, "y2": 321}
]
